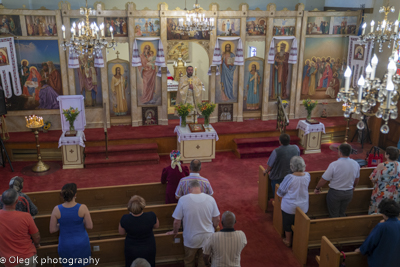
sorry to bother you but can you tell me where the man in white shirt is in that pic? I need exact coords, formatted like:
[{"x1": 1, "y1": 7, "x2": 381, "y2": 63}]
[
  {"x1": 314, "y1": 143, "x2": 360, "y2": 217},
  {"x1": 203, "y1": 211, "x2": 247, "y2": 267},
  {"x1": 168, "y1": 180, "x2": 220, "y2": 267}
]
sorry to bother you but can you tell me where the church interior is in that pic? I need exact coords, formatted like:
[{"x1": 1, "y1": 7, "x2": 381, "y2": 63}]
[{"x1": 0, "y1": 0, "x2": 400, "y2": 266}]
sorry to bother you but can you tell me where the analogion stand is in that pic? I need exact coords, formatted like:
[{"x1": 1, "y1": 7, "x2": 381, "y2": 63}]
[
  {"x1": 57, "y1": 95, "x2": 86, "y2": 169},
  {"x1": 174, "y1": 125, "x2": 218, "y2": 163},
  {"x1": 296, "y1": 120, "x2": 325, "y2": 154}
]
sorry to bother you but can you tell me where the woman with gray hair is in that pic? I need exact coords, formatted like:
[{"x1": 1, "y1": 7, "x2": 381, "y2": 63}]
[{"x1": 276, "y1": 156, "x2": 310, "y2": 247}]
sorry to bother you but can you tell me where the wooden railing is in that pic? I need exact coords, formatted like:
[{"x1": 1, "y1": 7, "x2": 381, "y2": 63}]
[{"x1": 276, "y1": 96, "x2": 289, "y2": 133}]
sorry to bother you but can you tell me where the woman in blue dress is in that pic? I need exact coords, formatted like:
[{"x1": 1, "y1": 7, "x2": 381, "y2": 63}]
[
  {"x1": 245, "y1": 64, "x2": 261, "y2": 110},
  {"x1": 50, "y1": 183, "x2": 93, "y2": 267}
]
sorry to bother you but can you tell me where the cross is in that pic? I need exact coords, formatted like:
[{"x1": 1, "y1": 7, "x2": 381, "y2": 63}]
[
  {"x1": 196, "y1": 145, "x2": 200, "y2": 149},
  {"x1": 312, "y1": 136, "x2": 316, "y2": 140},
  {"x1": 116, "y1": 51, "x2": 120, "y2": 59},
  {"x1": 69, "y1": 149, "x2": 74, "y2": 153},
  {"x1": 188, "y1": 78, "x2": 193, "y2": 85}
]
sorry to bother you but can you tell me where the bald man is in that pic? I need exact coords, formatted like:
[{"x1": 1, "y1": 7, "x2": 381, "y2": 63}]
[{"x1": 203, "y1": 211, "x2": 247, "y2": 267}]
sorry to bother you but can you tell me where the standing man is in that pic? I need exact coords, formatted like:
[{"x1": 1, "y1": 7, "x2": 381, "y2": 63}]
[
  {"x1": 264, "y1": 134, "x2": 300, "y2": 196},
  {"x1": 203, "y1": 211, "x2": 247, "y2": 267},
  {"x1": 176, "y1": 66, "x2": 203, "y2": 123},
  {"x1": 314, "y1": 143, "x2": 360, "y2": 217},
  {"x1": 175, "y1": 159, "x2": 213, "y2": 199},
  {"x1": 168, "y1": 180, "x2": 220, "y2": 267},
  {"x1": 0, "y1": 189, "x2": 40, "y2": 267}
]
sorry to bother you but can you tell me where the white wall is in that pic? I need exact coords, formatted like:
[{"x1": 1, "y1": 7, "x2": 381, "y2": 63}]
[
  {"x1": 106, "y1": 42, "x2": 130, "y2": 62},
  {"x1": 245, "y1": 41, "x2": 265, "y2": 59}
]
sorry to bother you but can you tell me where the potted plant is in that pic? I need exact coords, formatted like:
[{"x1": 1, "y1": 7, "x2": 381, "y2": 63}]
[
  {"x1": 302, "y1": 98, "x2": 317, "y2": 121},
  {"x1": 62, "y1": 107, "x2": 80, "y2": 134},
  {"x1": 175, "y1": 103, "x2": 193, "y2": 127},
  {"x1": 198, "y1": 102, "x2": 216, "y2": 127}
]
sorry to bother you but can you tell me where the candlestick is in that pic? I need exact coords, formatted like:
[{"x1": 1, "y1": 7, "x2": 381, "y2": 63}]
[
  {"x1": 362, "y1": 22, "x2": 366, "y2": 35},
  {"x1": 344, "y1": 66, "x2": 352, "y2": 92},
  {"x1": 365, "y1": 64, "x2": 372, "y2": 79},
  {"x1": 386, "y1": 82, "x2": 394, "y2": 109},
  {"x1": 78, "y1": 23, "x2": 82, "y2": 37},
  {"x1": 395, "y1": 20, "x2": 399, "y2": 33},
  {"x1": 357, "y1": 75, "x2": 365, "y2": 102},
  {"x1": 382, "y1": 20, "x2": 386, "y2": 33},
  {"x1": 61, "y1": 25, "x2": 65, "y2": 39},
  {"x1": 370, "y1": 54, "x2": 378, "y2": 80},
  {"x1": 370, "y1": 20, "x2": 375, "y2": 33},
  {"x1": 110, "y1": 26, "x2": 114, "y2": 39}
]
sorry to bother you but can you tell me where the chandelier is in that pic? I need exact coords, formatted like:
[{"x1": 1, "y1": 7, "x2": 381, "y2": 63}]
[
  {"x1": 177, "y1": 0, "x2": 215, "y2": 35},
  {"x1": 60, "y1": 0, "x2": 116, "y2": 58}
]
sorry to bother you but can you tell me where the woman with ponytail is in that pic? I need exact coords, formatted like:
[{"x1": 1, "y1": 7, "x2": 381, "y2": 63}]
[{"x1": 49, "y1": 183, "x2": 92, "y2": 267}]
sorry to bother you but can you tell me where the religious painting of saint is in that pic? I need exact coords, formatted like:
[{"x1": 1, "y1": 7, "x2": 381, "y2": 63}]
[
  {"x1": 9, "y1": 40, "x2": 62, "y2": 111},
  {"x1": 306, "y1": 16, "x2": 331, "y2": 35},
  {"x1": 105, "y1": 17, "x2": 128, "y2": 37},
  {"x1": 108, "y1": 60, "x2": 130, "y2": 117},
  {"x1": 135, "y1": 18, "x2": 160, "y2": 37},
  {"x1": 215, "y1": 40, "x2": 239, "y2": 104},
  {"x1": 0, "y1": 47, "x2": 9, "y2": 66},
  {"x1": 142, "y1": 107, "x2": 158, "y2": 125},
  {"x1": 167, "y1": 18, "x2": 210, "y2": 41},
  {"x1": 269, "y1": 40, "x2": 292, "y2": 101},
  {"x1": 75, "y1": 54, "x2": 102, "y2": 107},
  {"x1": 246, "y1": 17, "x2": 267, "y2": 36},
  {"x1": 217, "y1": 19, "x2": 240, "y2": 36},
  {"x1": 330, "y1": 16, "x2": 357, "y2": 35},
  {"x1": 0, "y1": 15, "x2": 22, "y2": 36},
  {"x1": 26, "y1": 16, "x2": 57, "y2": 36},
  {"x1": 70, "y1": 18, "x2": 97, "y2": 34},
  {"x1": 218, "y1": 104, "x2": 233, "y2": 122},
  {"x1": 301, "y1": 37, "x2": 349, "y2": 100},
  {"x1": 353, "y1": 44, "x2": 365, "y2": 61},
  {"x1": 244, "y1": 58, "x2": 263, "y2": 111},
  {"x1": 167, "y1": 42, "x2": 191, "y2": 63},
  {"x1": 136, "y1": 40, "x2": 162, "y2": 106},
  {"x1": 273, "y1": 18, "x2": 296, "y2": 36}
]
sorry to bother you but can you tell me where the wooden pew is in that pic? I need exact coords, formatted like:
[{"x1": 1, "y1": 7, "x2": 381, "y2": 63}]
[
  {"x1": 35, "y1": 204, "x2": 177, "y2": 246},
  {"x1": 26, "y1": 182, "x2": 167, "y2": 215},
  {"x1": 292, "y1": 207, "x2": 382, "y2": 266},
  {"x1": 37, "y1": 233, "x2": 185, "y2": 266},
  {"x1": 315, "y1": 236, "x2": 367, "y2": 267},
  {"x1": 273, "y1": 187, "x2": 373, "y2": 236},
  {"x1": 259, "y1": 166, "x2": 374, "y2": 212}
]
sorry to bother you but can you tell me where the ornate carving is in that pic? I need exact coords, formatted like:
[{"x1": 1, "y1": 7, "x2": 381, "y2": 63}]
[
  {"x1": 209, "y1": 3, "x2": 219, "y2": 11},
  {"x1": 111, "y1": 6, "x2": 119, "y2": 10},
  {"x1": 312, "y1": 8, "x2": 320, "y2": 11},
  {"x1": 282, "y1": 8, "x2": 289, "y2": 11},
  {"x1": 295, "y1": 3, "x2": 305, "y2": 11},
  {"x1": 39, "y1": 6, "x2": 48, "y2": 10},
  {"x1": 143, "y1": 7, "x2": 151, "y2": 10},
  {"x1": 226, "y1": 7, "x2": 233, "y2": 11},
  {"x1": 196, "y1": 40, "x2": 209, "y2": 52},
  {"x1": 157, "y1": 2, "x2": 168, "y2": 10},
  {"x1": 58, "y1": 1, "x2": 71, "y2": 10},
  {"x1": 161, "y1": 67, "x2": 168, "y2": 74},
  {"x1": 93, "y1": 1, "x2": 105, "y2": 10},
  {"x1": 267, "y1": 3, "x2": 276, "y2": 11},
  {"x1": 239, "y1": 3, "x2": 249, "y2": 11},
  {"x1": 254, "y1": 7, "x2": 261, "y2": 11},
  {"x1": 174, "y1": 7, "x2": 182, "y2": 11},
  {"x1": 125, "y1": 2, "x2": 136, "y2": 11}
]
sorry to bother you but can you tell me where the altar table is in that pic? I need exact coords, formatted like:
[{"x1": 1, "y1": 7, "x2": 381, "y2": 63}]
[
  {"x1": 296, "y1": 120, "x2": 325, "y2": 154},
  {"x1": 58, "y1": 131, "x2": 85, "y2": 169}
]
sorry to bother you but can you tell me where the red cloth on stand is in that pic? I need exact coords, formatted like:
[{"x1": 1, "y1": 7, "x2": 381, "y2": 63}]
[{"x1": 161, "y1": 164, "x2": 189, "y2": 204}]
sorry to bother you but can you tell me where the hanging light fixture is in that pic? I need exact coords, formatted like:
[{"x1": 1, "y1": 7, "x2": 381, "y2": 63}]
[
  {"x1": 60, "y1": 0, "x2": 116, "y2": 59},
  {"x1": 177, "y1": 0, "x2": 215, "y2": 36}
]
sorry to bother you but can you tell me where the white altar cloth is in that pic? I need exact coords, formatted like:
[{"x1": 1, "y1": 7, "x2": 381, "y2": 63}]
[
  {"x1": 58, "y1": 130, "x2": 86, "y2": 148},
  {"x1": 296, "y1": 120, "x2": 325, "y2": 136},
  {"x1": 174, "y1": 125, "x2": 219, "y2": 143}
]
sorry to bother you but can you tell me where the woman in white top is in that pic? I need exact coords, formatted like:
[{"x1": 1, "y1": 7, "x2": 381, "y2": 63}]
[{"x1": 277, "y1": 156, "x2": 310, "y2": 247}]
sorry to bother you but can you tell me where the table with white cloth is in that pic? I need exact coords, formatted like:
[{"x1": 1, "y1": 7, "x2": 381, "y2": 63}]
[
  {"x1": 174, "y1": 125, "x2": 219, "y2": 163},
  {"x1": 296, "y1": 120, "x2": 325, "y2": 154},
  {"x1": 58, "y1": 131, "x2": 86, "y2": 169}
]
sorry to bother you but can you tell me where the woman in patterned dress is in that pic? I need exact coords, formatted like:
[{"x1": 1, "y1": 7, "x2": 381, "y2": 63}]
[{"x1": 368, "y1": 146, "x2": 400, "y2": 214}]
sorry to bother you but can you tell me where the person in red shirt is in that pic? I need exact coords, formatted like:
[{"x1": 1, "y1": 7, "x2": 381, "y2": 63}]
[{"x1": 0, "y1": 189, "x2": 40, "y2": 267}]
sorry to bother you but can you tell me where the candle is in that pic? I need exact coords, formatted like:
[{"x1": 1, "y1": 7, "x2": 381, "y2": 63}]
[
  {"x1": 370, "y1": 20, "x2": 375, "y2": 33},
  {"x1": 386, "y1": 81, "x2": 394, "y2": 108},
  {"x1": 362, "y1": 22, "x2": 366, "y2": 35},
  {"x1": 100, "y1": 23, "x2": 104, "y2": 37},
  {"x1": 110, "y1": 26, "x2": 114, "y2": 39},
  {"x1": 382, "y1": 20, "x2": 386, "y2": 33},
  {"x1": 71, "y1": 27, "x2": 75, "y2": 40},
  {"x1": 357, "y1": 75, "x2": 365, "y2": 102},
  {"x1": 78, "y1": 23, "x2": 82, "y2": 37},
  {"x1": 370, "y1": 54, "x2": 378, "y2": 80},
  {"x1": 365, "y1": 64, "x2": 372, "y2": 79},
  {"x1": 344, "y1": 66, "x2": 352, "y2": 92},
  {"x1": 61, "y1": 25, "x2": 65, "y2": 39},
  {"x1": 25, "y1": 116, "x2": 28, "y2": 125},
  {"x1": 395, "y1": 20, "x2": 399, "y2": 33}
]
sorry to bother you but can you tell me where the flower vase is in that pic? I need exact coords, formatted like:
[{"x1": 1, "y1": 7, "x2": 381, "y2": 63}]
[
  {"x1": 65, "y1": 120, "x2": 77, "y2": 137},
  {"x1": 204, "y1": 115, "x2": 210, "y2": 127},
  {"x1": 69, "y1": 120, "x2": 75, "y2": 132},
  {"x1": 307, "y1": 111, "x2": 312, "y2": 121},
  {"x1": 180, "y1": 116, "x2": 187, "y2": 128}
]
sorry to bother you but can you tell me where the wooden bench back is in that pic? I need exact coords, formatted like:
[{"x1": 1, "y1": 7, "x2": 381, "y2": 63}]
[
  {"x1": 37, "y1": 233, "x2": 184, "y2": 266},
  {"x1": 308, "y1": 167, "x2": 374, "y2": 189},
  {"x1": 27, "y1": 182, "x2": 167, "y2": 215},
  {"x1": 36, "y1": 203, "x2": 177, "y2": 245}
]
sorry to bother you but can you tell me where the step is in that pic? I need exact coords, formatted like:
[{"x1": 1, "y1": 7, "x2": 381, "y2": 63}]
[
  {"x1": 85, "y1": 143, "x2": 158, "y2": 155},
  {"x1": 234, "y1": 136, "x2": 300, "y2": 149},
  {"x1": 85, "y1": 153, "x2": 160, "y2": 168}
]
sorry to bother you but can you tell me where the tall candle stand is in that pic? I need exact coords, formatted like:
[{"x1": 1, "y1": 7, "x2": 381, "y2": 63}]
[{"x1": 25, "y1": 115, "x2": 50, "y2": 172}]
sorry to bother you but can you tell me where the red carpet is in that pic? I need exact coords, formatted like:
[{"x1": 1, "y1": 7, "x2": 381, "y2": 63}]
[{"x1": 0, "y1": 142, "x2": 370, "y2": 267}]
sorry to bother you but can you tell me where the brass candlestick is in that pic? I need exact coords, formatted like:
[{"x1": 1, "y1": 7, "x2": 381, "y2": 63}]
[{"x1": 25, "y1": 115, "x2": 50, "y2": 172}]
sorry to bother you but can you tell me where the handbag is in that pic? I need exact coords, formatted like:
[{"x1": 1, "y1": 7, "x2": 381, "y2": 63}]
[
  {"x1": 366, "y1": 146, "x2": 384, "y2": 167},
  {"x1": 340, "y1": 251, "x2": 346, "y2": 267}
]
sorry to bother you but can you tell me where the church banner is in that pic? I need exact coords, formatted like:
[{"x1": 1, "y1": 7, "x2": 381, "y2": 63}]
[
  {"x1": 0, "y1": 37, "x2": 22, "y2": 98},
  {"x1": 347, "y1": 36, "x2": 373, "y2": 87}
]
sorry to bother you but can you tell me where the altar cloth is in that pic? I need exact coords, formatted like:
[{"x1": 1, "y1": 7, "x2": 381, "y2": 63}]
[
  {"x1": 58, "y1": 130, "x2": 86, "y2": 148},
  {"x1": 174, "y1": 125, "x2": 219, "y2": 143},
  {"x1": 296, "y1": 120, "x2": 325, "y2": 136}
]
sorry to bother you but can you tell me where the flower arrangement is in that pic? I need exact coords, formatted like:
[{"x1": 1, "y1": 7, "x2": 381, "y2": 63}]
[
  {"x1": 42, "y1": 121, "x2": 52, "y2": 132},
  {"x1": 62, "y1": 107, "x2": 80, "y2": 131},
  {"x1": 302, "y1": 98, "x2": 317, "y2": 120},
  {"x1": 175, "y1": 103, "x2": 193, "y2": 127},
  {"x1": 198, "y1": 102, "x2": 216, "y2": 126},
  {"x1": 170, "y1": 150, "x2": 181, "y2": 161}
]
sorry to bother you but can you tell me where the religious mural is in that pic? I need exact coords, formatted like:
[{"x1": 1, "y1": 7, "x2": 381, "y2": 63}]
[
  {"x1": 142, "y1": 107, "x2": 158, "y2": 125},
  {"x1": 306, "y1": 16, "x2": 331, "y2": 35},
  {"x1": 108, "y1": 59, "x2": 130, "y2": 116},
  {"x1": 105, "y1": 17, "x2": 128, "y2": 37},
  {"x1": 167, "y1": 18, "x2": 210, "y2": 40},
  {"x1": 75, "y1": 54, "x2": 103, "y2": 107},
  {"x1": 217, "y1": 19, "x2": 240, "y2": 36},
  {"x1": 136, "y1": 39, "x2": 162, "y2": 106},
  {"x1": 269, "y1": 39, "x2": 292, "y2": 101},
  {"x1": 273, "y1": 18, "x2": 295, "y2": 36},
  {"x1": 7, "y1": 40, "x2": 62, "y2": 111},
  {"x1": 134, "y1": 18, "x2": 160, "y2": 37},
  {"x1": 301, "y1": 37, "x2": 349, "y2": 100},
  {"x1": 0, "y1": 15, "x2": 22, "y2": 36},
  {"x1": 218, "y1": 104, "x2": 233, "y2": 122},
  {"x1": 244, "y1": 57, "x2": 263, "y2": 111},
  {"x1": 0, "y1": 47, "x2": 9, "y2": 66},
  {"x1": 330, "y1": 16, "x2": 357, "y2": 35},
  {"x1": 246, "y1": 17, "x2": 267, "y2": 36},
  {"x1": 26, "y1": 16, "x2": 57, "y2": 36},
  {"x1": 215, "y1": 39, "x2": 239, "y2": 104},
  {"x1": 353, "y1": 44, "x2": 365, "y2": 61},
  {"x1": 167, "y1": 42, "x2": 190, "y2": 63}
]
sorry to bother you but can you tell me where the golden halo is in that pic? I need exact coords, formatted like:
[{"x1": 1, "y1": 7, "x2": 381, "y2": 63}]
[
  {"x1": 304, "y1": 59, "x2": 310, "y2": 64},
  {"x1": 277, "y1": 41, "x2": 289, "y2": 52},
  {"x1": 248, "y1": 61, "x2": 260, "y2": 71},
  {"x1": 140, "y1": 41, "x2": 156, "y2": 56},
  {"x1": 221, "y1": 41, "x2": 235, "y2": 53},
  {"x1": 21, "y1": 59, "x2": 29, "y2": 66},
  {"x1": 29, "y1": 66, "x2": 37, "y2": 71},
  {"x1": 112, "y1": 64, "x2": 125, "y2": 75}
]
